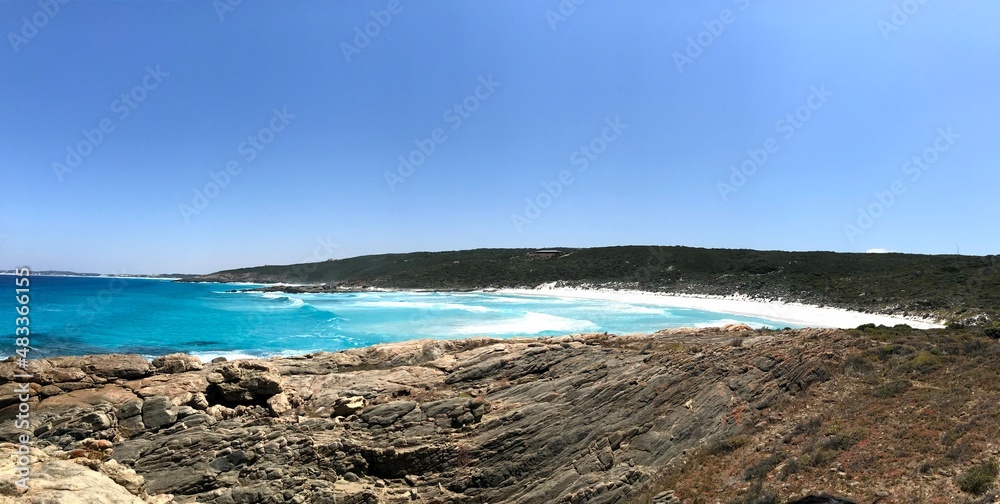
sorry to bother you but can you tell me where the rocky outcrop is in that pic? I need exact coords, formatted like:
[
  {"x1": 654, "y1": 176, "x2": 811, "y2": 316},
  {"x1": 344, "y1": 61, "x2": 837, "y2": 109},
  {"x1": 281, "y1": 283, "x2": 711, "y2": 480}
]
[
  {"x1": 151, "y1": 354, "x2": 203, "y2": 374},
  {"x1": 208, "y1": 360, "x2": 284, "y2": 406},
  {"x1": 0, "y1": 331, "x2": 845, "y2": 503},
  {"x1": 0, "y1": 441, "x2": 166, "y2": 504}
]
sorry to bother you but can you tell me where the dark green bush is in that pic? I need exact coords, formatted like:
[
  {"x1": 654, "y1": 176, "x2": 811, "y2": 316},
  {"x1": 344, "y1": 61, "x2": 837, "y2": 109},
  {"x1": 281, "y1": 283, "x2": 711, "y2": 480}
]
[
  {"x1": 903, "y1": 351, "x2": 942, "y2": 373},
  {"x1": 957, "y1": 461, "x2": 998, "y2": 495}
]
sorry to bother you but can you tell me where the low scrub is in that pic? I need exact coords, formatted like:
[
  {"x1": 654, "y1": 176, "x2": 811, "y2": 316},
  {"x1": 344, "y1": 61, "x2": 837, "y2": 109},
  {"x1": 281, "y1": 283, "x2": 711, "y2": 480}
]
[
  {"x1": 903, "y1": 350, "x2": 942, "y2": 373},
  {"x1": 957, "y1": 461, "x2": 998, "y2": 495}
]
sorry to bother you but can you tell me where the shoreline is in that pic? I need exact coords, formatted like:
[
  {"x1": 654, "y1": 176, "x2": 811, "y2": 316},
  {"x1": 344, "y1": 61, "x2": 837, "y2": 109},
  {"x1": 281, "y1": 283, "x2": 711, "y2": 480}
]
[
  {"x1": 229, "y1": 282, "x2": 945, "y2": 330},
  {"x1": 494, "y1": 286, "x2": 945, "y2": 330},
  {"x1": 8, "y1": 283, "x2": 942, "y2": 361}
]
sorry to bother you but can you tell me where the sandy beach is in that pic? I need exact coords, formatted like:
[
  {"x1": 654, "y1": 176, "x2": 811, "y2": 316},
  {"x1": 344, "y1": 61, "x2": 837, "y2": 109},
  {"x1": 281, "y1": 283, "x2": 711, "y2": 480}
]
[{"x1": 496, "y1": 285, "x2": 945, "y2": 330}]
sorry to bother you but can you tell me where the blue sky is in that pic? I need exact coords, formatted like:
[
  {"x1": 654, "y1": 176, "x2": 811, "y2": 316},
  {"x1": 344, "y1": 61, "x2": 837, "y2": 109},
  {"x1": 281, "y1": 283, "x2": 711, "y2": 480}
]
[{"x1": 1, "y1": 1, "x2": 997, "y2": 274}]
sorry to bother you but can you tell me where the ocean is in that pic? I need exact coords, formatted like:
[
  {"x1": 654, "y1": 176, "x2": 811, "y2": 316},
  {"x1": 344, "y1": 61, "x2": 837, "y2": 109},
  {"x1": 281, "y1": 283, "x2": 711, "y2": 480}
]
[{"x1": 7, "y1": 275, "x2": 795, "y2": 360}]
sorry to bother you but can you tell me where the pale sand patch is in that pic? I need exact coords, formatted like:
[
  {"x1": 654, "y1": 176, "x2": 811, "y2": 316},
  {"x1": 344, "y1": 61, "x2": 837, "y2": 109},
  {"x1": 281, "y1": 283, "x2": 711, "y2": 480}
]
[{"x1": 493, "y1": 286, "x2": 944, "y2": 330}]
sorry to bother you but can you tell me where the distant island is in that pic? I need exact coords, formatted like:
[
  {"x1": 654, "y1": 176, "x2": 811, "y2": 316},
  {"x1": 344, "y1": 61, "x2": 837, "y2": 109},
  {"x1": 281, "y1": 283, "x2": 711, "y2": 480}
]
[{"x1": 180, "y1": 246, "x2": 1000, "y2": 327}]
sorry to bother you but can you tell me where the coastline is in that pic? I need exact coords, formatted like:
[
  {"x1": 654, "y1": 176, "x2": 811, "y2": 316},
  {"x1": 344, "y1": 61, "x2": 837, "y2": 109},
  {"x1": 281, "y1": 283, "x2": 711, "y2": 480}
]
[
  {"x1": 5, "y1": 317, "x2": 990, "y2": 502},
  {"x1": 494, "y1": 285, "x2": 945, "y2": 330},
  {"x1": 228, "y1": 282, "x2": 946, "y2": 330},
  {"x1": 0, "y1": 328, "x2": 866, "y2": 501}
]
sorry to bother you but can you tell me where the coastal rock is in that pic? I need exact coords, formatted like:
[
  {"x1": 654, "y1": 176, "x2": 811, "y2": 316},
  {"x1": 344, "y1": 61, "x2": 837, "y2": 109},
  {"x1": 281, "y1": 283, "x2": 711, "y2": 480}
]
[
  {"x1": 0, "y1": 444, "x2": 150, "y2": 504},
  {"x1": 1, "y1": 329, "x2": 857, "y2": 503},
  {"x1": 189, "y1": 392, "x2": 210, "y2": 410},
  {"x1": 151, "y1": 353, "x2": 203, "y2": 374},
  {"x1": 36, "y1": 384, "x2": 138, "y2": 411},
  {"x1": 77, "y1": 354, "x2": 153, "y2": 379},
  {"x1": 333, "y1": 396, "x2": 366, "y2": 417},
  {"x1": 753, "y1": 356, "x2": 778, "y2": 371},
  {"x1": 266, "y1": 392, "x2": 293, "y2": 415},
  {"x1": 211, "y1": 361, "x2": 283, "y2": 405},
  {"x1": 421, "y1": 397, "x2": 490, "y2": 427},
  {"x1": 39, "y1": 385, "x2": 63, "y2": 398},
  {"x1": 98, "y1": 459, "x2": 147, "y2": 497},
  {"x1": 1, "y1": 358, "x2": 84, "y2": 385},
  {"x1": 33, "y1": 404, "x2": 118, "y2": 441},
  {"x1": 118, "y1": 399, "x2": 144, "y2": 419},
  {"x1": 119, "y1": 415, "x2": 146, "y2": 437},
  {"x1": 131, "y1": 372, "x2": 209, "y2": 407},
  {"x1": 141, "y1": 396, "x2": 177, "y2": 430},
  {"x1": 0, "y1": 382, "x2": 38, "y2": 409},
  {"x1": 361, "y1": 400, "x2": 416, "y2": 426},
  {"x1": 652, "y1": 490, "x2": 681, "y2": 504}
]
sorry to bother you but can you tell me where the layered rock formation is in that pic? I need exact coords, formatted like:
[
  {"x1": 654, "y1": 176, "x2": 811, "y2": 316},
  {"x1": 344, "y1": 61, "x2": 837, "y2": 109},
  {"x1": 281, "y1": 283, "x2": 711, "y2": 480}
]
[{"x1": 0, "y1": 328, "x2": 848, "y2": 503}]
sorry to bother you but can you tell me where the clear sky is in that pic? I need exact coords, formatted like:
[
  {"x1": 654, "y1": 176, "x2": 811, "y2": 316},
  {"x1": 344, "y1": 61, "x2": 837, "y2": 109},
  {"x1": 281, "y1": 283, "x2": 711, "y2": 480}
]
[{"x1": 1, "y1": 1, "x2": 998, "y2": 274}]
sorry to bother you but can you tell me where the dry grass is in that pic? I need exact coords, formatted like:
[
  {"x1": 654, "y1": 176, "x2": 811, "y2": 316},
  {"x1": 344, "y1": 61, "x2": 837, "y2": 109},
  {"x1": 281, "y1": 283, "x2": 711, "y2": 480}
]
[{"x1": 627, "y1": 327, "x2": 1000, "y2": 504}]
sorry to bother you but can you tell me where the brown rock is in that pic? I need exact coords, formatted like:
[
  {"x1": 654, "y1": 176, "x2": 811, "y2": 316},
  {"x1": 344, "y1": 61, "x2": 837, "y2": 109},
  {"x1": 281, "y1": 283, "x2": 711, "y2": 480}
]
[
  {"x1": 267, "y1": 393, "x2": 293, "y2": 415},
  {"x1": 211, "y1": 361, "x2": 283, "y2": 405},
  {"x1": 151, "y1": 353, "x2": 203, "y2": 374},
  {"x1": 141, "y1": 396, "x2": 177, "y2": 430},
  {"x1": 333, "y1": 396, "x2": 366, "y2": 417},
  {"x1": 33, "y1": 384, "x2": 138, "y2": 411},
  {"x1": 77, "y1": 354, "x2": 152, "y2": 379}
]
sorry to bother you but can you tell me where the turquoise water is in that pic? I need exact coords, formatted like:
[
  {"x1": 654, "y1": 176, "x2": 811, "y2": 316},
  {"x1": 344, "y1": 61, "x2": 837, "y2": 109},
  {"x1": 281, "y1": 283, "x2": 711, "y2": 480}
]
[{"x1": 7, "y1": 275, "x2": 793, "y2": 359}]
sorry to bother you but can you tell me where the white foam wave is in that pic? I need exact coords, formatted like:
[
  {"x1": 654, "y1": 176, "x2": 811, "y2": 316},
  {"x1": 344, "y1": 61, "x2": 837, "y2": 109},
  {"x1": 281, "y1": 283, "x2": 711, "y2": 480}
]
[
  {"x1": 189, "y1": 351, "x2": 261, "y2": 362},
  {"x1": 357, "y1": 300, "x2": 495, "y2": 313},
  {"x1": 602, "y1": 303, "x2": 666, "y2": 315},
  {"x1": 451, "y1": 312, "x2": 598, "y2": 335},
  {"x1": 250, "y1": 292, "x2": 307, "y2": 308},
  {"x1": 350, "y1": 293, "x2": 383, "y2": 299},
  {"x1": 192, "y1": 346, "x2": 338, "y2": 361},
  {"x1": 476, "y1": 296, "x2": 533, "y2": 304}
]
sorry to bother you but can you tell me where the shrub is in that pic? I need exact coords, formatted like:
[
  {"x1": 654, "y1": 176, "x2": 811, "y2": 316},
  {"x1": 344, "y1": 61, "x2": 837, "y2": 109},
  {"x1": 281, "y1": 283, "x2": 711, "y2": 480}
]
[
  {"x1": 743, "y1": 452, "x2": 784, "y2": 481},
  {"x1": 984, "y1": 326, "x2": 1000, "y2": 339},
  {"x1": 947, "y1": 442, "x2": 976, "y2": 463},
  {"x1": 904, "y1": 351, "x2": 942, "y2": 373},
  {"x1": 777, "y1": 457, "x2": 800, "y2": 481},
  {"x1": 783, "y1": 416, "x2": 823, "y2": 443},
  {"x1": 706, "y1": 436, "x2": 749, "y2": 456},
  {"x1": 843, "y1": 354, "x2": 874, "y2": 376},
  {"x1": 820, "y1": 435, "x2": 855, "y2": 452},
  {"x1": 960, "y1": 338, "x2": 987, "y2": 355},
  {"x1": 876, "y1": 344, "x2": 913, "y2": 360},
  {"x1": 941, "y1": 422, "x2": 974, "y2": 447},
  {"x1": 873, "y1": 379, "x2": 911, "y2": 398},
  {"x1": 958, "y1": 461, "x2": 998, "y2": 495},
  {"x1": 803, "y1": 447, "x2": 839, "y2": 468},
  {"x1": 731, "y1": 480, "x2": 779, "y2": 504}
]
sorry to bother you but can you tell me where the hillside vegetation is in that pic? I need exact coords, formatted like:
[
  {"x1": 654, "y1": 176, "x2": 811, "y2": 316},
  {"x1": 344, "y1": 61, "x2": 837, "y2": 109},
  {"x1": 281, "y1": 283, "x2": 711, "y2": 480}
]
[
  {"x1": 184, "y1": 246, "x2": 1000, "y2": 325},
  {"x1": 630, "y1": 325, "x2": 1000, "y2": 504}
]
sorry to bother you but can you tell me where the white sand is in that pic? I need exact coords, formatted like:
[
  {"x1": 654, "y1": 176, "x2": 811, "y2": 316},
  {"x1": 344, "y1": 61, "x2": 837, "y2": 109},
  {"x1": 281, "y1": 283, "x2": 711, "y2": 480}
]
[{"x1": 494, "y1": 286, "x2": 944, "y2": 330}]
